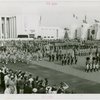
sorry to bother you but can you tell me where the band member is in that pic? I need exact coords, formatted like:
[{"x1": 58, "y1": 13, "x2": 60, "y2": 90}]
[
  {"x1": 85, "y1": 57, "x2": 90, "y2": 72},
  {"x1": 48, "y1": 54, "x2": 52, "y2": 62},
  {"x1": 70, "y1": 56, "x2": 73, "y2": 65},
  {"x1": 67, "y1": 53, "x2": 70, "y2": 65},
  {"x1": 64, "y1": 54, "x2": 67, "y2": 65},
  {"x1": 56, "y1": 53, "x2": 59, "y2": 61},
  {"x1": 61, "y1": 54, "x2": 64, "y2": 66},
  {"x1": 52, "y1": 54, "x2": 55, "y2": 62},
  {"x1": 95, "y1": 61, "x2": 99, "y2": 71},
  {"x1": 92, "y1": 57, "x2": 96, "y2": 72},
  {"x1": 74, "y1": 56, "x2": 77, "y2": 64}
]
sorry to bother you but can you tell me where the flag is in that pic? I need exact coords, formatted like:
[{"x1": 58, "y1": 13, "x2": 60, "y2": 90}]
[
  {"x1": 73, "y1": 14, "x2": 78, "y2": 19},
  {"x1": 39, "y1": 16, "x2": 42, "y2": 25},
  {"x1": 73, "y1": 14, "x2": 75, "y2": 18},
  {"x1": 94, "y1": 19, "x2": 100, "y2": 23}
]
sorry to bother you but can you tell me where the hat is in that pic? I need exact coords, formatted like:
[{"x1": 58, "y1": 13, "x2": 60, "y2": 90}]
[
  {"x1": 32, "y1": 88, "x2": 37, "y2": 93},
  {"x1": 11, "y1": 76, "x2": 14, "y2": 79}
]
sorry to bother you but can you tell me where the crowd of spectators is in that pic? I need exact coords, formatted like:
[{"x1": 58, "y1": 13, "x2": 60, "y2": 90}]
[{"x1": 0, "y1": 65, "x2": 69, "y2": 94}]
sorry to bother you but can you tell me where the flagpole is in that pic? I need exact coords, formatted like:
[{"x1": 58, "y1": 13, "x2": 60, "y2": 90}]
[{"x1": 39, "y1": 16, "x2": 41, "y2": 26}]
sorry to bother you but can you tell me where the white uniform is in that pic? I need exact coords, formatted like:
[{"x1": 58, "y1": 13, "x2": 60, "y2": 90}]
[
  {"x1": 4, "y1": 75, "x2": 10, "y2": 87},
  {"x1": 4, "y1": 87, "x2": 11, "y2": 94}
]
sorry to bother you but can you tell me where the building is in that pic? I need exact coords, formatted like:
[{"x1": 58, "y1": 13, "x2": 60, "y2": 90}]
[
  {"x1": 36, "y1": 27, "x2": 64, "y2": 40},
  {"x1": 69, "y1": 24, "x2": 81, "y2": 39},
  {"x1": 15, "y1": 15, "x2": 64, "y2": 39},
  {"x1": 0, "y1": 15, "x2": 41, "y2": 39},
  {"x1": 3, "y1": 14, "x2": 100, "y2": 41},
  {"x1": 0, "y1": 16, "x2": 17, "y2": 39},
  {"x1": 0, "y1": 15, "x2": 64, "y2": 39},
  {"x1": 68, "y1": 22, "x2": 100, "y2": 40},
  {"x1": 23, "y1": 15, "x2": 40, "y2": 38},
  {"x1": 80, "y1": 23, "x2": 90, "y2": 40},
  {"x1": 93, "y1": 23, "x2": 100, "y2": 40}
]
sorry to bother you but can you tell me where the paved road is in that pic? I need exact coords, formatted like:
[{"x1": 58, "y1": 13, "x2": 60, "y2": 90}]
[{"x1": 34, "y1": 56, "x2": 100, "y2": 83}]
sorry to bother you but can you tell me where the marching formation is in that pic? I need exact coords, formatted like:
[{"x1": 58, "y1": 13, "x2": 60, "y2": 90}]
[
  {"x1": 0, "y1": 49, "x2": 34, "y2": 64},
  {"x1": 85, "y1": 52, "x2": 100, "y2": 72},
  {"x1": 0, "y1": 40, "x2": 99, "y2": 70},
  {"x1": 0, "y1": 47, "x2": 43, "y2": 65},
  {"x1": 48, "y1": 49, "x2": 78, "y2": 66}
]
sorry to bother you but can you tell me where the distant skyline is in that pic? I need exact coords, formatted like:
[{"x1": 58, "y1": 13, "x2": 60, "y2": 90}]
[{"x1": 0, "y1": 0, "x2": 100, "y2": 28}]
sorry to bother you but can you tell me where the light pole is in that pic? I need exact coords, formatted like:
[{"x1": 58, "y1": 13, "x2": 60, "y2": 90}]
[{"x1": 56, "y1": 29, "x2": 58, "y2": 40}]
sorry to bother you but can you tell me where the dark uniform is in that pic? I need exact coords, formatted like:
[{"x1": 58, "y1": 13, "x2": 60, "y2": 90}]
[
  {"x1": 70, "y1": 56, "x2": 73, "y2": 65},
  {"x1": 49, "y1": 54, "x2": 52, "y2": 62},
  {"x1": 61, "y1": 54, "x2": 64, "y2": 66},
  {"x1": 64, "y1": 54, "x2": 67, "y2": 65},
  {"x1": 52, "y1": 54, "x2": 55, "y2": 62},
  {"x1": 74, "y1": 56, "x2": 77, "y2": 64},
  {"x1": 56, "y1": 53, "x2": 59, "y2": 61},
  {"x1": 67, "y1": 54, "x2": 70, "y2": 65}
]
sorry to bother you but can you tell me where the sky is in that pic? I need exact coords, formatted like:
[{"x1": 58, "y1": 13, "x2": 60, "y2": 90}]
[{"x1": 0, "y1": 0, "x2": 100, "y2": 28}]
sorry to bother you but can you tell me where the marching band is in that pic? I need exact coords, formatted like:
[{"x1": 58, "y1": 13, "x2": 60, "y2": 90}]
[{"x1": 0, "y1": 40, "x2": 100, "y2": 72}]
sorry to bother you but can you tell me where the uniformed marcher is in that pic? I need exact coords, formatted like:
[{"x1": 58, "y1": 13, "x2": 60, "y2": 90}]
[
  {"x1": 67, "y1": 54, "x2": 70, "y2": 65},
  {"x1": 61, "y1": 54, "x2": 64, "y2": 66},
  {"x1": 64, "y1": 54, "x2": 67, "y2": 65},
  {"x1": 56, "y1": 53, "x2": 59, "y2": 61},
  {"x1": 70, "y1": 56, "x2": 73, "y2": 65},
  {"x1": 85, "y1": 57, "x2": 90, "y2": 72},
  {"x1": 92, "y1": 57, "x2": 96, "y2": 72},
  {"x1": 52, "y1": 54, "x2": 55, "y2": 62},
  {"x1": 75, "y1": 55, "x2": 77, "y2": 64}
]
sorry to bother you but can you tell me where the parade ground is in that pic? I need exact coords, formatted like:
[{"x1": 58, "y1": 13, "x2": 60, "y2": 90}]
[{"x1": 1, "y1": 56, "x2": 100, "y2": 93}]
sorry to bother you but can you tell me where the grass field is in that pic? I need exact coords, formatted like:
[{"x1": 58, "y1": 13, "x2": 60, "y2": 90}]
[{"x1": 0, "y1": 56, "x2": 100, "y2": 93}]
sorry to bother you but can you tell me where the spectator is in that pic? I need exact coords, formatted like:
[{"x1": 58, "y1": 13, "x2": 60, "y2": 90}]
[
  {"x1": 18, "y1": 77, "x2": 25, "y2": 94},
  {"x1": 0, "y1": 68, "x2": 5, "y2": 92},
  {"x1": 24, "y1": 81, "x2": 32, "y2": 94},
  {"x1": 4, "y1": 84, "x2": 11, "y2": 94}
]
